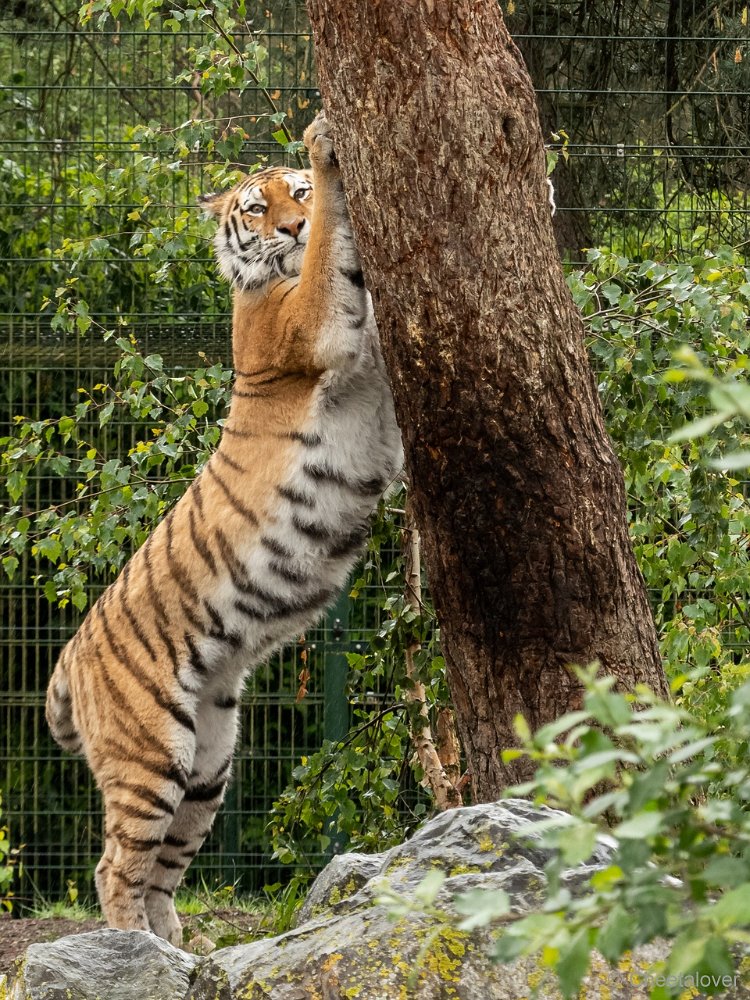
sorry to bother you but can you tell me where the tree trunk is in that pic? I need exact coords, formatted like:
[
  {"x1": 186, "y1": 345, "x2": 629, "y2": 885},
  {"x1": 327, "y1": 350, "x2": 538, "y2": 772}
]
[{"x1": 305, "y1": 0, "x2": 668, "y2": 798}]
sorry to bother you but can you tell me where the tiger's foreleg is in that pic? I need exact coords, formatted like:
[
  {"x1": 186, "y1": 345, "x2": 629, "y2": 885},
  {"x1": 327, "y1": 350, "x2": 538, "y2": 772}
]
[{"x1": 286, "y1": 113, "x2": 373, "y2": 373}]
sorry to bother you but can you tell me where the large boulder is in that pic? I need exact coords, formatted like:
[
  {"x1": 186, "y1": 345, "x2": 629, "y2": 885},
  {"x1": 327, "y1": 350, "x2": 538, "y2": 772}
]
[
  {"x1": 7, "y1": 800, "x2": 750, "y2": 999},
  {"x1": 5, "y1": 927, "x2": 200, "y2": 1000}
]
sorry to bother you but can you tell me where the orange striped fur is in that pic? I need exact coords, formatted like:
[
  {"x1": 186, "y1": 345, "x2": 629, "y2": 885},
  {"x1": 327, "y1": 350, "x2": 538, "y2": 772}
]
[{"x1": 45, "y1": 114, "x2": 402, "y2": 946}]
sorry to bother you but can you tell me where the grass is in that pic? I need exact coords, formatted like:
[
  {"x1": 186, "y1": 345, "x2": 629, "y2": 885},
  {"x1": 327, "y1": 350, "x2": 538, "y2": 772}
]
[
  {"x1": 29, "y1": 899, "x2": 99, "y2": 921},
  {"x1": 20, "y1": 875, "x2": 311, "y2": 952}
]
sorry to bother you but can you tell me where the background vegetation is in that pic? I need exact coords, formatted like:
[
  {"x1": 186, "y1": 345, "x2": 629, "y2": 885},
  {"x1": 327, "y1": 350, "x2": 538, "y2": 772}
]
[{"x1": 1, "y1": 1, "x2": 750, "y2": 993}]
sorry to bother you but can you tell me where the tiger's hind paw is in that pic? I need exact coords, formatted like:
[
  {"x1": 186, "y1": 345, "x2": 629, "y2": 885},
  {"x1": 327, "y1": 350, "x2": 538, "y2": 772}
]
[{"x1": 304, "y1": 111, "x2": 338, "y2": 170}]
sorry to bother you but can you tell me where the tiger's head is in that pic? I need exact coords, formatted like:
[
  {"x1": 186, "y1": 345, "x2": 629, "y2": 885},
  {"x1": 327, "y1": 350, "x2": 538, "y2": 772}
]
[{"x1": 199, "y1": 167, "x2": 313, "y2": 291}]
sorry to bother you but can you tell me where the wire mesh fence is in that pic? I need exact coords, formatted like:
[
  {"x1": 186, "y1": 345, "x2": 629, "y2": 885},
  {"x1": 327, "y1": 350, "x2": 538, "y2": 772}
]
[{"x1": 1, "y1": 0, "x2": 749, "y2": 908}]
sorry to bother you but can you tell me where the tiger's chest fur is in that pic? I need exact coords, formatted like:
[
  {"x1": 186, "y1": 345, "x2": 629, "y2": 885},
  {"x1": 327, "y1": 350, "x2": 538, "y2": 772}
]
[{"x1": 182, "y1": 327, "x2": 401, "y2": 688}]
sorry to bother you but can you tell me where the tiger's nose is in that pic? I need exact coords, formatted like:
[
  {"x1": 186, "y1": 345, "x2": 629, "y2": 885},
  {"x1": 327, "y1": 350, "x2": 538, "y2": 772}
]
[{"x1": 277, "y1": 217, "x2": 306, "y2": 240}]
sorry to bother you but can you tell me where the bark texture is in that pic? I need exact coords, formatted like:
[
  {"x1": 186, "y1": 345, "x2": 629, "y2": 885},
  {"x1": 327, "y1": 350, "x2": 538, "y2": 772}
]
[{"x1": 306, "y1": 0, "x2": 668, "y2": 797}]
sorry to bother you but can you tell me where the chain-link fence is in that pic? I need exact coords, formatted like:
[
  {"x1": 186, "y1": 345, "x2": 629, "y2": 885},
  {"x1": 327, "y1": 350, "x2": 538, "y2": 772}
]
[{"x1": 1, "y1": 0, "x2": 748, "y2": 909}]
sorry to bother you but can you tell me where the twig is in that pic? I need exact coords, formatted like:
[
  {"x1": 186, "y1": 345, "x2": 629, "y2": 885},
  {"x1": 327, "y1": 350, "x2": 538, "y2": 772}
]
[{"x1": 402, "y1": 503, "x2": 462, "y2": 810}]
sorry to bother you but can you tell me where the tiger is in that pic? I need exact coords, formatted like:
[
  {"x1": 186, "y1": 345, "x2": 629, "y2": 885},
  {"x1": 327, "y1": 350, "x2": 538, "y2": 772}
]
[{"x1": 45, "y1": 112, "x2": 403, "y2": 947}]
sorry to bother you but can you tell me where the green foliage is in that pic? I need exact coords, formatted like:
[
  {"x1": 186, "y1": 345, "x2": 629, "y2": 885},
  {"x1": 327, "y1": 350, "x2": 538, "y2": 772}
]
[
  {"x1": 383, "y1": 667, "x2": 750, "y2": 998},
  {"x1": 0, "y1": 334, "x2": 232, "y2": 609},
  {"x1": 571, "y1": 247, "x2": 750, "y2": 698},
  {"x1": 269, "y1": 496, "x2": 444, "y2": 865},
  {"x1": 0, "y1": 789, "x2": 19, "y2": 911}
]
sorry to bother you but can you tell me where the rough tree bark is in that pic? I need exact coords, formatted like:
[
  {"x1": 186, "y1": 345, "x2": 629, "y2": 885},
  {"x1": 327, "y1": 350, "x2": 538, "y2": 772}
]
[{"x1": 305, "y1": 0, "x2": 669, "y2": 798}]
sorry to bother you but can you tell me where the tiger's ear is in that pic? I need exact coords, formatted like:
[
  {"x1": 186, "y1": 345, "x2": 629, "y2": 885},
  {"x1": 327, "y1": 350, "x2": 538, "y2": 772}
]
[{"x1": 197, "y1": 190, "x2": 228, "y2": 217}]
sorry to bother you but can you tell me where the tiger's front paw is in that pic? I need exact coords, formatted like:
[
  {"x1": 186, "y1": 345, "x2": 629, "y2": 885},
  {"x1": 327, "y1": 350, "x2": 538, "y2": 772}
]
[{"x1": 304, "y1": 112, "x2": 339, "y2": 171}]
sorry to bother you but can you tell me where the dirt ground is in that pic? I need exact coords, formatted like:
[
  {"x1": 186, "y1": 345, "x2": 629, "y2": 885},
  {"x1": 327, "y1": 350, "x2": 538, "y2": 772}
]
[
  {"x1": 0, "y1": 915, "x2": 105, "y2": 977},
  {"x1": 0, "y1": 909, "x2": 263, "y2": 979}
]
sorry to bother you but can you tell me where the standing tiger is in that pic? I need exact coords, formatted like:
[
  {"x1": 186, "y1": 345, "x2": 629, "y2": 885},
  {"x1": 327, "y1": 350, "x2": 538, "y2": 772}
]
[{"x1": 45, "y1": 113, "x2": 403, "y2": 946}]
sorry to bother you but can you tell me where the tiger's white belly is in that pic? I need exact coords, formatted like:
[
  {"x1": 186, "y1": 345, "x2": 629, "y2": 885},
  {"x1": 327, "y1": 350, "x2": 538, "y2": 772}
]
[{"x1": 190, "y1": 335, "x2": 402, "y2": 691}]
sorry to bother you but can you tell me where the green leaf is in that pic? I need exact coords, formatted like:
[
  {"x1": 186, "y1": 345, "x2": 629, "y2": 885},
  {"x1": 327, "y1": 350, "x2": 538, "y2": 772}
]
[
  {"x1": 555, "y1": 928, "x2": 591, "y2": 1000},
  {"x1": 708, "y1": 886, "x2": 750, "y2": 929},
  {"x1": 413, "y1": 870, "x2": 446, "y2": 906},
  {"x1": 613, "y1": 811, "x2": 663, "y2": 839},
  {"x1": 455, "y1": 888, "x2": 510, "y2": 930},
  {"x1": 709, "y1": 450, "x2": 750, "y2": 471},
  {"x1": 192, "y1": 399, "x2": 209, "y2": 418},
  {"x1": 668, "y1": 410, "x2": 734, "y2": 443},
  {"x1": 596, "y1": 905, "x2": 633, "y2": 962},
  {"x1": 2, "y1": 557, "x2": 19, "y2": 581}
]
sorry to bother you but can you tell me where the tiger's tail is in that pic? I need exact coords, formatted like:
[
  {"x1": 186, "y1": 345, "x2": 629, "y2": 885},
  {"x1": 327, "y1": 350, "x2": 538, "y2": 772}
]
[{"x1": 46, "y1": 654, "x2": 83, "y2": 755}]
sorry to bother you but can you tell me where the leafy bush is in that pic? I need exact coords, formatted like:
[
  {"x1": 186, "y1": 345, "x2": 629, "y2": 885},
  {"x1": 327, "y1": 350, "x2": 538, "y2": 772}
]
[
  {"x1": 427, "y1": 665, "x2": 750, "y2": 999},
  {"x1": 0, "y1": 789, "x2": 19, "y2": 911}
]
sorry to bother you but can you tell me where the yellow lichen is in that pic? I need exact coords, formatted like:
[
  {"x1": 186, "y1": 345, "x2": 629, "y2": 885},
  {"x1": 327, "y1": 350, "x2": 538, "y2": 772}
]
[
  {"x1": 448, "y1": 864, "x2": 482, "y2": 876},
  {"x1": 322, "y1": 952, "x2": 344, "y2": 973}
]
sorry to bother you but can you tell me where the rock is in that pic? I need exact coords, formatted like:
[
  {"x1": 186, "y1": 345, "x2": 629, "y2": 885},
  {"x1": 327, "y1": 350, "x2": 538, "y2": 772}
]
[
  {"x1": 7, "y1": 927, "x2": 201, "y2": 1000},
  {"x1": 296, "y1": 851, "x2": 382, "y2": 924},
  {"x1": 8, "y1": 801, "x2": 750, "y2": 998},
  {"x1": 299, "y1": 798, "x2": 614, "y2": 923}
]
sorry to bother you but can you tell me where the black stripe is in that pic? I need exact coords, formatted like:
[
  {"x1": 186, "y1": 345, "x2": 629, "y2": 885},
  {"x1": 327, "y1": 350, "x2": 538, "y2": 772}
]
[
  {"x1": 303, "y1": 462, "x2": 348, "y2": 487},
  {"x1": 349, "y1": 313, "x2": 367, "y2": 330},
  {"x1": 214, "y1": 449, "x2": 246, "y2": 474},
  {"x1": 193, "y1": 478, "x2": 205, "y2": 518},
  {"x1": 234, "y1": 577, "x2": 287, "y2": 613},
  {"x1": 112, "y1": 800, "x2": 168, "y2": 823},
  {"x1": 203, "y1": 601, "x2": 243, "y2": 648},
  {"x1": 230, "y1": 211, "x2": 259, "y2": 252},
  {"x1": 268, "y1": 560, "x2": 309, "y2": 585},
  {"x1": 214, "y1": 527, "x2": 250, "y2": 590},
  {"x1": 164, "y1": 834, "x2": 189, "y2": 848},
  {"x1": 148, "y1": 884, "x2": 174, "y2": 897},
  {"x1": 221, "y1": 425, "x2": 256, "y2": 439},
  {"x1": 98, "y1": 607, "x2": 195, "y2": 734},
  {"x1": 111, "y1": 827, "x2": 162, "y2": 852},
  {"x1": 278, "y1": 484, "x2": 316, "y2": 508},
  {"x1": 291, "y1": 514, "x2": 332, "y2": 541},
  {"x1": 235, "y1": 586, "x2": 333, "y2": 623},
  {"x1": 119, "y1": 563, "x2": 158, "y2": 661},
  {"x1": 260, "y1": 535, "x2": 294, "y2": 559},
  {"x1": 341, "y1": 267, "x2": 365, "y2": 287},
  {"x1": 141, "y1": 535, "x2": 180, "y2": 671},
  {"x1": 165, "y1": 514, "x2": 201, "y2": 606},
  {"x1": 288, "y1": 430, "x2": 322, "y2": 447},
  {"x1": 180, "y1": 599, "x2": 207, "y2": 638},
  {"x1": 184, "y1": 779, "x2": 227, "y2": 803},
  {"x1": 100, "y1": 736, "x2": 182, "y2": 791},
  {"x1": 206, "y1": 461, "x2": 259, "y2": 525},
  {"x1": 328, "y1": 527, "x2": 369, "y2": 560},
  {"x1": 110, "y1": 870, "x2": 146, "y2": 889},
  {"x1": 108, "y1": 780, "x2": 179, "y2": 814},
  {"x1": 188, "y1": 506, "x2": 218, "y2": 576},
  {"x1": 184, "y1": 633, "x2": 208, "y2": 676},
  {"x1": 156, "y1": 856, "x2": 186, "y2": 870},
  {"x1": 214, "y1": 696, "x2": 238, "y2": 709}
]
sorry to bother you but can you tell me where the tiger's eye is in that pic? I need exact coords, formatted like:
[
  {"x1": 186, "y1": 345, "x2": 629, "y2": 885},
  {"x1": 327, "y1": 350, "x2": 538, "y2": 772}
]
[
  {"x1": 244, "y1": 204, "x2": 266, "y2": 216},
  {"x1": 294, "y1": 188, "x2": 312, "y2": 202}
]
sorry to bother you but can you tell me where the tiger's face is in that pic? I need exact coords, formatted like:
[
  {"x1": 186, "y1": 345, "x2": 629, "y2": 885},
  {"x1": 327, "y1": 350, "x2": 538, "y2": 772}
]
[{"x1": 199, "y1": 167, "x2": 313, "y2": 291}]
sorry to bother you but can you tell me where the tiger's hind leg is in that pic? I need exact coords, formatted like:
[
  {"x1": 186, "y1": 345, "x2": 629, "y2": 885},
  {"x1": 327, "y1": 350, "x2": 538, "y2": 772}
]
[
  {"x1": 96, "y1": 772, "x2": 188, "y2": 934},
  {"x1": 145, "y1": 692, "x2": 239, "y2": 946}
]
